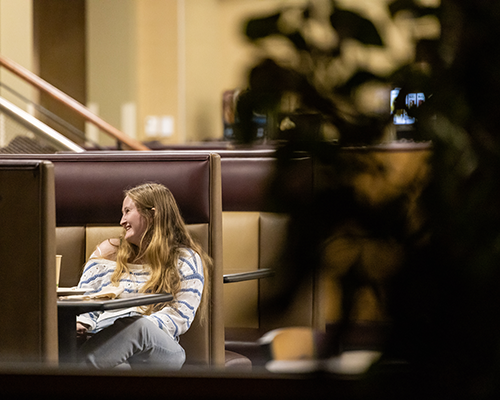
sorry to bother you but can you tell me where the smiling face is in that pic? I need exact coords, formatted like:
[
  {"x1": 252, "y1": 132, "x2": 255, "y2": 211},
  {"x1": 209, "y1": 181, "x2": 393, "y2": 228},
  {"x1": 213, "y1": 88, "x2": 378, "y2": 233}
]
[{"x1": 120, "y1": 196, "x2": 148, "y2": 246}]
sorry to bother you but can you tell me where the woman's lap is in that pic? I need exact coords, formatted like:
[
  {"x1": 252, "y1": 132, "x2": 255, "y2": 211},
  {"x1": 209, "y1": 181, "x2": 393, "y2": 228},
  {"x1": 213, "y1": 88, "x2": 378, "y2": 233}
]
[{"x1": 79, "y1": 314, "x2": 185, "y2": 370}]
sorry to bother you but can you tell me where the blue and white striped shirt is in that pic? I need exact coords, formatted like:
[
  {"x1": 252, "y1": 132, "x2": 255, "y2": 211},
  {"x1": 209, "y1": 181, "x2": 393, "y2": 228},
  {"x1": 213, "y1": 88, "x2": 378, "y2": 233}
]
[{"x1": 76, "y1": 248, "x2": 204, "y2": 340}]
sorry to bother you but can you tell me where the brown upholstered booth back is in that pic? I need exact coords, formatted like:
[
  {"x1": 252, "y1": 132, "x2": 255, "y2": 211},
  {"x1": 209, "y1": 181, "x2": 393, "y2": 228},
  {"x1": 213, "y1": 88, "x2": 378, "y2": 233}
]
[
  {"x1": 215, "y1": 150, "x2": 318, "y2": 336},
  {"x1": 216, "y1": 149, "x2": 313, "y2": 212},
  {"x1": 219, "y1": 151, "x2": 278, "y2": 212},
  {"x1": 51, "y1": 153, "x2": 212, "y2": 225}
]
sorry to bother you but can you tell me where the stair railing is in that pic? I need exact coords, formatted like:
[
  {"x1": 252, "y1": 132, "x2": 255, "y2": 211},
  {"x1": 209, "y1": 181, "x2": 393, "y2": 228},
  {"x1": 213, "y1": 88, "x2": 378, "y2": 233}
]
[{"x1": 0, "y1": 54, "x2": 150, "y2": 151}]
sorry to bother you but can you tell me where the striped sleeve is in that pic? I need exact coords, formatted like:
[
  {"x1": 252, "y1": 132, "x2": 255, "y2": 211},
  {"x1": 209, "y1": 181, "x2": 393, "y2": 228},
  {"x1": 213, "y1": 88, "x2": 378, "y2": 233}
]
[
  {"x1": 145, "y1": 249, "x2": 204, "y2": 339},
  {"x1": 76, "y1": 259, "x2": 110, "y2": 330}
]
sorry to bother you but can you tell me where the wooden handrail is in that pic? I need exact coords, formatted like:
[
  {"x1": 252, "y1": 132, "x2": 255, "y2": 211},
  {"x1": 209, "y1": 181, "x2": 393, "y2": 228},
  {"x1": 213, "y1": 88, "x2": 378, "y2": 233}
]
[{"x1": 0, "y1": 54, "x2": 150, "y2": 151}]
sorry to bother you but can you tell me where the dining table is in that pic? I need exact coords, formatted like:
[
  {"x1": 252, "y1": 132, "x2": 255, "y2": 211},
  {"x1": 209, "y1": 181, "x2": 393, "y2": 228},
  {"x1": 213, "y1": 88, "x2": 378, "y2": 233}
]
[{"x1": 57, "y1": 292, "x2": 173, "y2": 364}]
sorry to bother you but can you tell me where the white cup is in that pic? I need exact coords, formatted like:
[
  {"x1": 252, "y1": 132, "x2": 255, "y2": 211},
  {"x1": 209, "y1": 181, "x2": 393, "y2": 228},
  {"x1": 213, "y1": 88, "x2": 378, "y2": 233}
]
[{"x1": 56, "y1": 255, "x2": 62, "y2": 287}]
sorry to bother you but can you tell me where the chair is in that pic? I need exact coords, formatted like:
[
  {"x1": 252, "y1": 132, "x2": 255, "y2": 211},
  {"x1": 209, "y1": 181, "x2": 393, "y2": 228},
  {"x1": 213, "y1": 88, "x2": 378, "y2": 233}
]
[
  {"x1": 259, "y1": 326, "x2": 382, "y2": 375},
  {"x1": 218, "y1": 151, "x2": 317, "y2": 368}
]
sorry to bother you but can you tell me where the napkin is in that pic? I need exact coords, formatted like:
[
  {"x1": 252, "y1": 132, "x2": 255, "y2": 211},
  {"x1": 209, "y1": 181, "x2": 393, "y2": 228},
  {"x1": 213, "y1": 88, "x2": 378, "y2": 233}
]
[{"x1": 59, "y1": 285, "x2": 124, "y2": 300}]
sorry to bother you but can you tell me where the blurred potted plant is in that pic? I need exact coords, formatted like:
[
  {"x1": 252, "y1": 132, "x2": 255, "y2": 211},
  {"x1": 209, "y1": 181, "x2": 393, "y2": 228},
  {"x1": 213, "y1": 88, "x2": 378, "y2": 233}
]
[{"x1": 236, "y1": 0, "x2": 500, "y2": 398}]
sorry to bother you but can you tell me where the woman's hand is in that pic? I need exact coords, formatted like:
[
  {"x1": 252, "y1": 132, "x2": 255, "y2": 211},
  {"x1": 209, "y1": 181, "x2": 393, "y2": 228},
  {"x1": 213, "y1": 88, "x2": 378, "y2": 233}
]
[{"x1": 76, "y1": 322, "x2": 90, "y2": 339}]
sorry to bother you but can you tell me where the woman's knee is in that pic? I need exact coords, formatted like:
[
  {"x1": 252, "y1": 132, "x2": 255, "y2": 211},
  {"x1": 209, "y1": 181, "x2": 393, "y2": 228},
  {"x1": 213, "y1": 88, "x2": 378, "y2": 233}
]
[{"x1": 119, "y1": 316, "x2": 162, "y2": 340}]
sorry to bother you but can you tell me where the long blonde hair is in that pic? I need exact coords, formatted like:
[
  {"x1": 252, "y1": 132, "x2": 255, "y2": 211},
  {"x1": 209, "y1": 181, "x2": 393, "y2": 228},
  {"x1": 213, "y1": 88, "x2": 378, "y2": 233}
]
[{"x1": 110, "y1": 182, "x2": 211, "y2": 321}]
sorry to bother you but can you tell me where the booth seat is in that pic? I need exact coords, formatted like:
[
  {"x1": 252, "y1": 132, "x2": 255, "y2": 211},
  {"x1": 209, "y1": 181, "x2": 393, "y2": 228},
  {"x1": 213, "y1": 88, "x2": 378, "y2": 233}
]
[
  {"x1": 80, "y1": 148, "x2": 318, "y2": 357},
  {"x1": 214, "y1": 150, "x2": 320, "y2": 366},
  {"x1": 74, "y1": 148, "x2": 316, "y2": 368},
  {"x1": 113, "y1": 147, "x2": 319, "y2": 367},
  {"x1": 0, "y1": 152, "x2": 225, "y2": 368}
]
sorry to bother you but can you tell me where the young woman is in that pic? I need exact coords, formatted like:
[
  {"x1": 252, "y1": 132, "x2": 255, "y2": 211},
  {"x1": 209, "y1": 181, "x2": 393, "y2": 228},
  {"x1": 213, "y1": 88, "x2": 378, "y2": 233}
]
[{"x1": 76, "y1": 182, "x2": 211, "y2": 369}]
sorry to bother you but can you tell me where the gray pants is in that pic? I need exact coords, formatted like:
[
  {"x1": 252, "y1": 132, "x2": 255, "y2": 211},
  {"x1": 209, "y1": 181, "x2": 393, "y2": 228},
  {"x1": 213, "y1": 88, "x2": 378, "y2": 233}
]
[{"x1": 79, "y1": 314, "x2": 185, "y2": 370}]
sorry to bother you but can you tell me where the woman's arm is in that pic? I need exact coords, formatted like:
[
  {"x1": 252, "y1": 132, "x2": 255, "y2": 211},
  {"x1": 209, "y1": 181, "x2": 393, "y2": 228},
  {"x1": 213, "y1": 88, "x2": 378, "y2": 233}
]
[
  {"x1": 89, "y1": 238, "x2": 119, "y2": 260},
  {"x1": 75, "y1": 258, "x2": 113, "y2": 330},
  {"x1": 145, "y1": 249, "x2": 204, "y2": 338}
]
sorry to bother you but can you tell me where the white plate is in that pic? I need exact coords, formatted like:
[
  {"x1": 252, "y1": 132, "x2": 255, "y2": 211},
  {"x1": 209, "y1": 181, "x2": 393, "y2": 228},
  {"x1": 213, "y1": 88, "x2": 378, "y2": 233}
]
[{"x1": 57, "y1": 287, "x2": 87, "y2": 296}]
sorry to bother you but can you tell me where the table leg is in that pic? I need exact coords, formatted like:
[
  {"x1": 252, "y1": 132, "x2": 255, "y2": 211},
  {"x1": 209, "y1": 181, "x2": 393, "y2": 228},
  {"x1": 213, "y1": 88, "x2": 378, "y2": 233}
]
[{"x1": 57, "y1": 307, "x2": 78, "y2": 364}]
